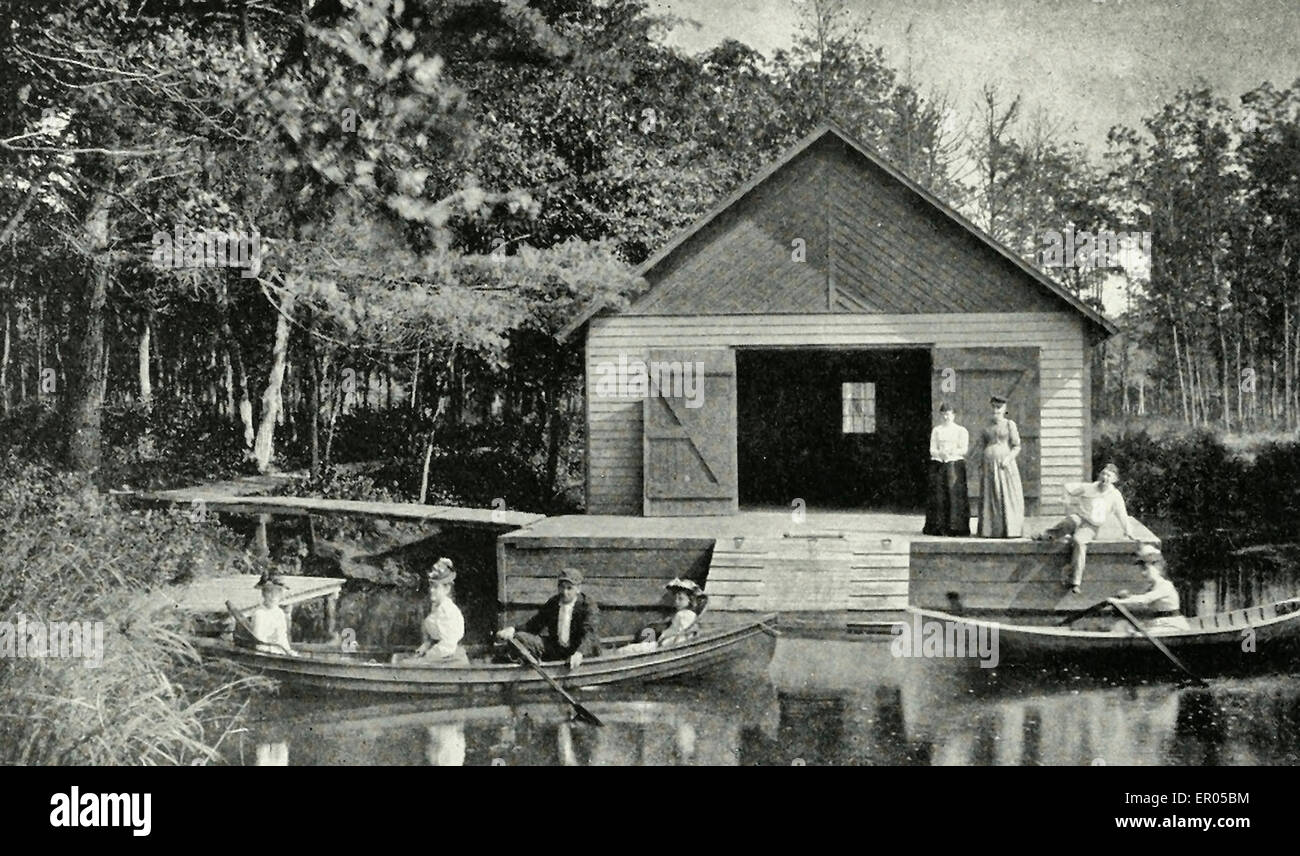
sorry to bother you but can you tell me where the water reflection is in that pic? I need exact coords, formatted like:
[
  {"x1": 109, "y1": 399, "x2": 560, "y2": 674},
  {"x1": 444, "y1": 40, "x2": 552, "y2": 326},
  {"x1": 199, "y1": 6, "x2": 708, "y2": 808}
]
[{"x1": 231, "y1": 634, "x2": 1300, "y2": 766}]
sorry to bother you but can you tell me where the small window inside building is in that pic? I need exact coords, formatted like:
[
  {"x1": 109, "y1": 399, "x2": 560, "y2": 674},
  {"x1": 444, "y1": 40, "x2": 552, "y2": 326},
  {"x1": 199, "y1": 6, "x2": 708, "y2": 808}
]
[{"x1": 841, "y1": 382, "x2": 877, "y2": 434}]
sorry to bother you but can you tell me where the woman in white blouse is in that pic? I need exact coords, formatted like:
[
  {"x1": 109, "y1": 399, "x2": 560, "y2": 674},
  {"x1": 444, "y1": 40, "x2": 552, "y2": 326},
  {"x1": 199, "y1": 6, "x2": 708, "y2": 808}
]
[
  {"x1": 404, "y1": 557, "x2": 469, "y2": 665},
  {"x1": 1109, "y1": 545, "x2": 1189, "y2": 633},
  {"x1": 923, "y1": 403, "x2": 971, "y2": 536}
]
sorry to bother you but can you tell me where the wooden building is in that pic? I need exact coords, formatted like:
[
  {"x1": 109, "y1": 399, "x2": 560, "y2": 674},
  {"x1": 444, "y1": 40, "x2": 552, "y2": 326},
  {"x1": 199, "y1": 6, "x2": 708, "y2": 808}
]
[
  {"x1": 504, "y1": 124, "x2": 1146, "y2": 631},
  {"x1": 563, "y1": 122, "x2": 1117, "y2": 519}
]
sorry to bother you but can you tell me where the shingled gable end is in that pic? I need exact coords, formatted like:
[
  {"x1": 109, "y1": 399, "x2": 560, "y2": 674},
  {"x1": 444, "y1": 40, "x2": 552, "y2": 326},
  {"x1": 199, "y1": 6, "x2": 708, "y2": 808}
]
[{"x1": 577, "y1": 123, "x2": 1117, "y2": 518}]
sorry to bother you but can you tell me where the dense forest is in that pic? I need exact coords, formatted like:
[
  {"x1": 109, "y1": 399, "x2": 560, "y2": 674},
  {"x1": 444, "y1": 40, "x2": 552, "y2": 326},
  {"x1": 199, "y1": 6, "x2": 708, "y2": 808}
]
[{"x1": 2, "y1": 0, "x2": 1300, "y2": 510}]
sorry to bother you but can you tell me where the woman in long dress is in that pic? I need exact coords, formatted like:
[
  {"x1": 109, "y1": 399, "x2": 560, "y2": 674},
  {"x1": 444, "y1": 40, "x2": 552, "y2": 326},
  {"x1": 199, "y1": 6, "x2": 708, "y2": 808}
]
[
  {"x1": 976, "y1": 395, "x2": 1025, "y2": 538},
  {"x1": 923, "y1": 403, "x2": 970, "y2": 536}
]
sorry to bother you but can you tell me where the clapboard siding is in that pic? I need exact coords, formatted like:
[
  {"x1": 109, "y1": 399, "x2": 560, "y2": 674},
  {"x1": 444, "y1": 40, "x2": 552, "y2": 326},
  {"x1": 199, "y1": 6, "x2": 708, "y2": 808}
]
[
  {"x1": 636, "y1": 153, "x2": 830, "y2": 315},
  {"x1": 631, "y1": 135, "x2": 1067, "y2": 317},
  {"x1": 587, "y1": 313, "x2": 1087, "y2": 515}
]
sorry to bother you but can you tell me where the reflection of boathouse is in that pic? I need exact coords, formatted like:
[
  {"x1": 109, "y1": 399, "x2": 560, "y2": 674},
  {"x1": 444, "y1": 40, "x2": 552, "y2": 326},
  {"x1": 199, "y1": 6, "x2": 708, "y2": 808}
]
[{"x1": 510, "y1": 123, "x2": 1152, "y2": 627}]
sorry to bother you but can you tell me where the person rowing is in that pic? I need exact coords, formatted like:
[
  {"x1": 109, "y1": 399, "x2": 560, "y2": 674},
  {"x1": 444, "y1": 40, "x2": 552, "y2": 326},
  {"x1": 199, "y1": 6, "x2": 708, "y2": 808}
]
[
  {"x1": 495, "y1": 567, "x2": 602, "y2": 670},
  {"x1": 1108, "y1": 544, "x2": 1189, "y2": 633},
  {"x1": 235, "y1": 571, "x2": 299, "y2": 656}
]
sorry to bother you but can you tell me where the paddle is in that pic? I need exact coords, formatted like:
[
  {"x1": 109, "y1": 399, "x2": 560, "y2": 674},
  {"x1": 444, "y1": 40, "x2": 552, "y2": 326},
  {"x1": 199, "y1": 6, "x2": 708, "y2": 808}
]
[
  {"x1": 1056, "y1": 600, "x2": 1114, "y2": 627},
  {"x1": 1108, "y1": 599, "x2": 1207, "y2": 687},
  {"x1": 508, "y1": 637, "x2": 604, "y2": 727},
  {"x1": 226, "y1": 600, "x2": 296, "y2": 657}
]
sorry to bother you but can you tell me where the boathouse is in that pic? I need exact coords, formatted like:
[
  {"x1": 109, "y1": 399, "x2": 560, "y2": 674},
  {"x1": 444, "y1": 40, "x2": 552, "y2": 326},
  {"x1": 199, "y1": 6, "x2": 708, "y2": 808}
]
[
  {"x1": 567, "y1": 122, "x2": 1116, "y2": 517},
  {"x1": 501, "y1": 124, "x2": 1149, "y2": 630}
]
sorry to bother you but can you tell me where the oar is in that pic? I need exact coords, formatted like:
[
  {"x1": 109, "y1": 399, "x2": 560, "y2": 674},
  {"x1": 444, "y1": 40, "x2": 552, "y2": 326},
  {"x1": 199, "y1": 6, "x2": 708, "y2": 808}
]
[
  {"x1": 1109, "y1": 599, "x2": 1207, "y2": 687},
  {"x1": 1057, "y1": 600, "x2": 1114, "y2": 626},
  {"x1": 508, "y1": 637, "x2": 604, "y2": 727},
  {"x1": 226, "y1": 600, "x2": 295, "y2": 657}
]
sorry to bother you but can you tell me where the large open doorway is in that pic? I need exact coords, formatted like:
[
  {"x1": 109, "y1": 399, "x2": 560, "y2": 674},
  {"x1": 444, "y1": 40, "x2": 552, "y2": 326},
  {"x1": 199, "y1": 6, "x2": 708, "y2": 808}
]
[{"x1": 736, "y1": 348, "x2": 931, "y2": 509}]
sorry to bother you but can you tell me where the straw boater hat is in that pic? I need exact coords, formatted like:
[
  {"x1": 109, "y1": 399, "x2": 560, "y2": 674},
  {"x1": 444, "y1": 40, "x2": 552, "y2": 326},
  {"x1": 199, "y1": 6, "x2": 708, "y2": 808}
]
[
  {"x1": 1134, "y1": 544, "x2": 1164, "y2": 566},
  {"x1": 428, "y1": 557, "x2": 456, "y2": 584},
  {"x1": 255, "y1": 571, "x2": 289, "y2": 590},
  {"x1": 665, "y1": 578, "x2": 702, "y2": 596}
]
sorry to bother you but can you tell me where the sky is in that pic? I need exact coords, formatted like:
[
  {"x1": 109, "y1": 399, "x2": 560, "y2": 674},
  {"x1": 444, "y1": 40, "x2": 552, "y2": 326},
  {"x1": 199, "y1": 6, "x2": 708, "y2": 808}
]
[
  {"x1": 650, "y1": 0, "x2": 1300, "y2": 153},
  {"x1": 647, "y1": 0, "x2": 1300, "y2": 315}
]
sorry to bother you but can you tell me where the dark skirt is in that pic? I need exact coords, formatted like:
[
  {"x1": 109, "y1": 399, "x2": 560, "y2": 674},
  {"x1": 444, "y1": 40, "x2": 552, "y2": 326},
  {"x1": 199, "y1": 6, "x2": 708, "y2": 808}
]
[{"x1": 923, "y1": 460, "x2": 971, "y2": 536}]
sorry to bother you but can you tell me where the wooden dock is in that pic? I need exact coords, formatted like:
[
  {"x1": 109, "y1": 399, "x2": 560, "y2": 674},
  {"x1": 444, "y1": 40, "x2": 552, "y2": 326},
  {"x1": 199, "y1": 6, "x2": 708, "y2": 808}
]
[
  {"x1": 169, "y1": 575, "x2": 346, "y2": 614},
  {"x1": 497, "y1": 510, "x2": 1159, "y2": 631}
]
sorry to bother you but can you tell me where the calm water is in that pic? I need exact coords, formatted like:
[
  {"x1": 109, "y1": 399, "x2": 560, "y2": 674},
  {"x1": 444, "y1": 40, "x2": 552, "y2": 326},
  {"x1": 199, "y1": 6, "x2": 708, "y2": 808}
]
[
  {"x1": 225, "y1": 520, "x2": 1300, "y2": 766},
  {"x1": 224, "y1": 634, "x2": 1300, "y2": 766}
]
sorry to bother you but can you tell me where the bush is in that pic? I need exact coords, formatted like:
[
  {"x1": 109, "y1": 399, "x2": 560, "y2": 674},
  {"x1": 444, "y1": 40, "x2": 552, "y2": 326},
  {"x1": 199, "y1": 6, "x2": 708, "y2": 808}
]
[
  {"x1": 0, "y1": 457, "x2": 269, "y2": 764},
  {"x1": 1094, "y1": 424, "x2": 1300, "y2": 543}
]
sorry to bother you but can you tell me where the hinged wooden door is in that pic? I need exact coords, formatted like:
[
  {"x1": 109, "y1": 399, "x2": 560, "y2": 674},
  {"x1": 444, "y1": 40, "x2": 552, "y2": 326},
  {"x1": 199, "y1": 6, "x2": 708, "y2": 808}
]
[{"x1": 643, "y1": 349, "x2": 738, "y2": 516}]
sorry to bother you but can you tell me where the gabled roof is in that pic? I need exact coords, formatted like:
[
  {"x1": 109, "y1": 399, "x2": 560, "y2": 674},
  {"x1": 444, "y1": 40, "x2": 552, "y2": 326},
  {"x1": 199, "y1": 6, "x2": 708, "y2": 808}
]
[{"x1": 558, "y1": 121, "x2": 1118, "y2": 341}]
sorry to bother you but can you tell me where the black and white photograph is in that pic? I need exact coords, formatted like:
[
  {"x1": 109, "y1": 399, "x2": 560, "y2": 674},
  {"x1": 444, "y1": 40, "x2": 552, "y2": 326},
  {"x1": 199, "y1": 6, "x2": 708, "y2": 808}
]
[{"x1": 1, "y1": 0, "x2": 1298, "y2": 801}]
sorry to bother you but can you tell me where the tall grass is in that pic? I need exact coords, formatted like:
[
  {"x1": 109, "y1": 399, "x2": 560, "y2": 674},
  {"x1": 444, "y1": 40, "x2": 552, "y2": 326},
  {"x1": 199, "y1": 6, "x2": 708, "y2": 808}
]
[{"x1": 0, "y1": 456, "x2": 270, "y2": 765}]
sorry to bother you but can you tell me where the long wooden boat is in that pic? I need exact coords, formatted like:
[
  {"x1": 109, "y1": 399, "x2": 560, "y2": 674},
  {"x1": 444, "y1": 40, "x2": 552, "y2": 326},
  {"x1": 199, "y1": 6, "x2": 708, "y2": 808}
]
[
  {"x1": 192, "y1": 614, "x2": 777, "y2": 695},
  {"x1": 903, "y1": 599, "x2": 1300, "y2": 672}
]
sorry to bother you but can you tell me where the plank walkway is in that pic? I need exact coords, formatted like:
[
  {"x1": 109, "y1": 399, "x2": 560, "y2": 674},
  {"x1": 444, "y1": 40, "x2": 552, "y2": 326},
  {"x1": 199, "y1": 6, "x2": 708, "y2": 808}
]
[
  {"x1": 123, "y1": 461, "x2": 543, "y2": 533},
  {"x1": 136, "y1": 493, "x2": 544, "y2": 531}
]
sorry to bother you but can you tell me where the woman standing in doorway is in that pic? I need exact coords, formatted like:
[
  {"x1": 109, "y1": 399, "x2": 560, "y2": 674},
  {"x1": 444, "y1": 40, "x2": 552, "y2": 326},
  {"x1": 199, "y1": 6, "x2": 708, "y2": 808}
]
[
  {"x1": 923, "y1": 403, "x2": 971, "y2": 536},
  {"x1": 976, "y1": 395, "x2": 1025, "y2": 538}
]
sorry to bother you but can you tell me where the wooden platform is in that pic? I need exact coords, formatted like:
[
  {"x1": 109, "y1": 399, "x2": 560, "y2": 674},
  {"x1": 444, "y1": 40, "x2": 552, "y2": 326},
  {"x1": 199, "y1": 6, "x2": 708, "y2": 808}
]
[
  {"x1": 133, "y1": 492, "x2": 544, "y2": 533},
  {"x1": 169, "y1": 575, "x2": 346, "y2": 614},
  {"x1": 497, "y1": 510, "x2": 1159, "y2": 628}
]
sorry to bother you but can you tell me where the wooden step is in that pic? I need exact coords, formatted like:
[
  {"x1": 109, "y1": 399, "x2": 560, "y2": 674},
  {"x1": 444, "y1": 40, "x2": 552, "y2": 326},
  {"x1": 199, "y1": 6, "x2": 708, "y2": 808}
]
[{"x1": 705, "y1": 532, "x2": 912, "y2": 614}]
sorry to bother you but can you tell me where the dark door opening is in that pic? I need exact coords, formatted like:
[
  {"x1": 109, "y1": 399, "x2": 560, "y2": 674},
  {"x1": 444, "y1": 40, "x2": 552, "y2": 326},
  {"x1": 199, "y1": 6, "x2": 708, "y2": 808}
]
[{"x1": 736, "y1": 348, "x2": 931, "y2": 509}]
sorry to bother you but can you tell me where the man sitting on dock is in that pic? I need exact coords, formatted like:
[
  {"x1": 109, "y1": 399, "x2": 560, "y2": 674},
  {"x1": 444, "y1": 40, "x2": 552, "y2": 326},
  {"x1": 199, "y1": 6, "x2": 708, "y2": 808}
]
[
  {"x1": 496, "y1": 567, "x2": 603, "y2": 669},
  {"x1": 1033, "y1": 463, "x2": 1140, "y2": 594}
]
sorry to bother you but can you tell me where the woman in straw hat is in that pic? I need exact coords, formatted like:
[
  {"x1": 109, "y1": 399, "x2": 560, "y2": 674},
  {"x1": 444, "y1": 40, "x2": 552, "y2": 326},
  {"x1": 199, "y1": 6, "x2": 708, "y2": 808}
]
[
  {"x1": 404, "y1": 558, "x2": 469, "y2": 665},
  {"x1": 619, "y1": 579, "x2": 703, "y2": 655},
  {"x1": 1108, "y1": 545, "x2": 1189, "y2": 633},
  {"x1": 242, "y1": 571, "x2": 298, "y2": 656}
]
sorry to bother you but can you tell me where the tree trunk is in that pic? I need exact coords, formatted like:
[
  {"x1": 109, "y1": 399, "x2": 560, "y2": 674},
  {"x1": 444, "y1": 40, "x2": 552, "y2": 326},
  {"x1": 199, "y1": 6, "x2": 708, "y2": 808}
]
[
  {"x1": 64, "y1": 185, "x2": 114, "y2": 473},
  {"x1": 252, "y1": 308, "x2": 291, "y2": 473},
  {"x1": 1218, "y1": 320, "x2": 1231, "y2": 431},
  {"x1": 1, "y1": 309, "x2": 9, "y2": 417},
  {"x1": 324, "y1": 361, "x2": 344, "y2": 468},
  {"x1": 1279, "y1": 301, "x2": 1289, "y2": 429},
  {"x1": 1171, "y1": 318, "x2": 1189, "y2": 424},
  {"x1": 35, "y1": 295, "x2": 44, "y2": 401},
  {"x1": 307, "y1": 325, "x2": 320, "y2": 477},
  {"x1": 138, "y1": 318, "x2": 152, "y2": 406},
  {"x1": 410, "y1": 347, "x2": 420, "y2": 412},
  {"x1": 544, "y1": 386, "x2": 565, "y2": 503},
  {"x1": 222, "y1": 350, "x2": 235, "y2": 418}
]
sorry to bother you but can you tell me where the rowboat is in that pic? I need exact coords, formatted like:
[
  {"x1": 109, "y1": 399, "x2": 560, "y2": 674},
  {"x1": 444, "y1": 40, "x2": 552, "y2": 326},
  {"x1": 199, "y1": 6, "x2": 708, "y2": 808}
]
[
  {"x1": 192, "y1": 614, "x2": 777, "y2": 695},
  {"x1": 903, "y1": 598, "x2": 1300, "y2": 672}
]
